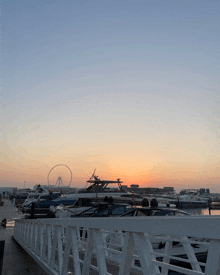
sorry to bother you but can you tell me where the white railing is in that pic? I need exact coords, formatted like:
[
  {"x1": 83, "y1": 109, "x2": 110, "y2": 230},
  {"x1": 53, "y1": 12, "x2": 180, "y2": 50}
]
[{"x1": 13, "y1": 216, "x2": 220, "y2": 275}]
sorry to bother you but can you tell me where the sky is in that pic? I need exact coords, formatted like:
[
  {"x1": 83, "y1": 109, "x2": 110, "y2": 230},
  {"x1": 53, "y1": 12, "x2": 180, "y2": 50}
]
[{"x1": 1, "y1": 0, "x2": 220, "y2": 192}]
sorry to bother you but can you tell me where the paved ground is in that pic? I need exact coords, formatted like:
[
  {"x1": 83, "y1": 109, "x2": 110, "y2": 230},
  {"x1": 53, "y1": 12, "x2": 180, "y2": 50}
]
[{"x1": 0, "y1": 199, "x2": 47, "y2": 275}]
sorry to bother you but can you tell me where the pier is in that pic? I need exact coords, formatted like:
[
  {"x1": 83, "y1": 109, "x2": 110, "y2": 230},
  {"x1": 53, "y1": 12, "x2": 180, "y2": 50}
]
[
  {"x1": 0, "y1": 200, "x2": 47, "y2": 275},
  {"x1": 13, "y1": 213, "x2": 220, "y2": 274},
  {"x1": 1, "y1": 199, "x2": 220, "y2": 274}
]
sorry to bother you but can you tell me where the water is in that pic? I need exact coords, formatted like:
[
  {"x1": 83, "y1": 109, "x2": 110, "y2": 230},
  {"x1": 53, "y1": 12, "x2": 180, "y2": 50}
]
[{"x1": 183, "y1": 207, "x2": 220, "y2": 216}]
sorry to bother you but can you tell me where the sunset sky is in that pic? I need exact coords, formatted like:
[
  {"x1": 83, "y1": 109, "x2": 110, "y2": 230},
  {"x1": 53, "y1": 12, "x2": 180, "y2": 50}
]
[{"x1": 1, "y1": 0, "x2": 220, "y2": 191}]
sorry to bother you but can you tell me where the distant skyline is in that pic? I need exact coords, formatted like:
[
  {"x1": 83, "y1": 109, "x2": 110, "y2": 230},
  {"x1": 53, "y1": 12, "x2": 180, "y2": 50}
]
[{"x1": 1, "y1": 1, "x2": 220, "y2": 192}]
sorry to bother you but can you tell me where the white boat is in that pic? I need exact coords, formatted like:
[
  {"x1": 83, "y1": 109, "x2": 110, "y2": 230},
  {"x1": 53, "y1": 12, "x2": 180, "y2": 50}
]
[
  {"x1": 23, "y1": 185, "x2": 60, "y2": 208},
  {"x1": 176, "y1": 194, "x2": 209, "y2": 208},
  {"x1": 52, "y1": 172, "x2": 178, "y2": 218},
  {"x1": 53, "y1": 173, "x2": 145, "y2": 218}
]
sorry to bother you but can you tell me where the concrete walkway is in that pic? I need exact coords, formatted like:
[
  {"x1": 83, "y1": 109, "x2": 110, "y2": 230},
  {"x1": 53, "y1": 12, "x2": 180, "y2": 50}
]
[{"x1": 0, "y1": 199, "x2": 47, "y2": 275}]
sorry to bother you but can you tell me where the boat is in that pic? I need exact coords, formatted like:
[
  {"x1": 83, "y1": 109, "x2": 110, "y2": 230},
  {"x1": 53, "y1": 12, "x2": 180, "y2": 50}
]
[
  {"x1": 24, "y1": 173, "x2": 173, "y2": 218},
  {"x1": 69, "y1": 201, "x2": 133, "y2": 218},
  {"x1": 58, "y1": 172, "x2": 169, "y2": 207},
  {"x1": 54, "y1": 197, "x2": 106, "y2": 218},
  {"x1": 51, "y1": 173, "x2": 139, "y2": 215},
  {"x1": 23, "y1": 185, "x2": 60, "y2": 208},
  {"x1": 120, "y1": 206, "x2": 190, "y2": 217},
  {"x1": 52, "y1": 172, "x2": 178, "y2": 218},
  {"x1": 51, "y1": 172, "x2": 143, "y2": 218},
  {"x1": 54, "y1": 195, "x2": 134, "y2": 218},
  {"x1": 13, "y1": 191, "x2": 30, "y2": 207},
  {"x1": 23, "y1": 193, "x2": 79, "y2": 217},
  {"x1": 175, "y1": 194, "x2": 210, "y2": 208}
]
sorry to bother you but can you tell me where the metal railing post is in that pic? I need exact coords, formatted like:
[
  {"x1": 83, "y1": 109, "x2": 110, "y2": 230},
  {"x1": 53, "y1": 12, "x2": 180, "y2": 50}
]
[{"x1": 0, "y1": 240, "x2": 5, "y2": 275}]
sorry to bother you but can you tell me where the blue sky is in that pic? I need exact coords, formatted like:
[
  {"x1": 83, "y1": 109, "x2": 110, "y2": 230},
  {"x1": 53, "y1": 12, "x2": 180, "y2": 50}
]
[{"x1": 1, "y1": 0, "x2": 220, "y2": 190}]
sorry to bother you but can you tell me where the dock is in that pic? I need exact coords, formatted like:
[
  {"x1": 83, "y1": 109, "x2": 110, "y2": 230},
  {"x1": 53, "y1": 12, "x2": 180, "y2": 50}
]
[
  {"x1": 1, "y1": 199, "x2": 220, "y2": 274},
  {"x1": 13, "y1": 210, "x2": 220, "y2": 274},
  {"x1": 0, "y1": 199, "x2": 47, "y2": 275},
  {"x1": 209, "y1": 203, "x2": 220, "y2": 210}
]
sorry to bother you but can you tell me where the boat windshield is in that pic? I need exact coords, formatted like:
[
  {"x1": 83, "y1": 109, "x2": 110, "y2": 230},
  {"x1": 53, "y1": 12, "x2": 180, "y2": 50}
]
[{"x1": 39, "y1": 195, "x2": 51, "y2": 200}]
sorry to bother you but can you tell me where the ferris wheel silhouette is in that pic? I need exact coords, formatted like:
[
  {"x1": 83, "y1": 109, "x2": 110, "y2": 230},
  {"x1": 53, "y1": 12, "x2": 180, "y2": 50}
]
[{"x1": 47, "y1": 164, "x2": 72, "y2": 186}]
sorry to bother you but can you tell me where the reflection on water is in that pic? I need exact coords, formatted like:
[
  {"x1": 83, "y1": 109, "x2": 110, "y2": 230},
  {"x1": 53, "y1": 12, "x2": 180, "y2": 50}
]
[
  {"x1": 6, "y1": 221, "x2": 15, "y2": 228},
  {"x1": 184, "y1": 208, "x2": 220, "y2": 216}
]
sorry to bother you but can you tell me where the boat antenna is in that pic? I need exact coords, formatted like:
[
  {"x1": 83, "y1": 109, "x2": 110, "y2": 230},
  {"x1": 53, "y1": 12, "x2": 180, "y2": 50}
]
[{"x1": 90, "y1": 169, "x2": 96, "y2": 181}]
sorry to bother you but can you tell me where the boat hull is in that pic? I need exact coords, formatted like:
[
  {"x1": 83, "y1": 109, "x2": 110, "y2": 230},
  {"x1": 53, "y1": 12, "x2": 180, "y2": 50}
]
[{"x1": 176, "y1": 201, "x2": 208, "y2": 208}]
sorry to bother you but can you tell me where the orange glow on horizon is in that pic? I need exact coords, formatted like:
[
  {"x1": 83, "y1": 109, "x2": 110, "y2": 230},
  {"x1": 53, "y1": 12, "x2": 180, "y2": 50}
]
[{"x1": 1, "y1": 141, "x2": 220, "y2": 192}]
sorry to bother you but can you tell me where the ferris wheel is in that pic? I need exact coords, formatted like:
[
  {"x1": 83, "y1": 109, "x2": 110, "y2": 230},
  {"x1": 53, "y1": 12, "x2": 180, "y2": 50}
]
[{"x1": 47, "y1": 164, "x2": 72, "y2": 186}]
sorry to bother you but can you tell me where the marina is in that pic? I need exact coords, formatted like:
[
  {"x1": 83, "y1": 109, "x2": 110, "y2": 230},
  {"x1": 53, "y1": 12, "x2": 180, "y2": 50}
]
[
  {"x1": 11, "y1": 203, "x2": 220, "y2": 275},
  {"x1": 1, "y1": 174, "x2": 220, "y2": 275},
  {"x1": 1, "y1": 185, "x2": 220, "y2": 275},
  {"x1": 2, "y1": 0, "x2": 220, "y2": 274}
]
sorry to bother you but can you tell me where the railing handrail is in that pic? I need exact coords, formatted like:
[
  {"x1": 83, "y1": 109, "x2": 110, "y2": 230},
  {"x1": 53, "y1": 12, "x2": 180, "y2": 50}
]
[
  {"x1": 16, "y1": 215, "x2": 220, "y2": 239},
  {"x1": 14, "y1": 216, "x2": 220, "y2": 275}
]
